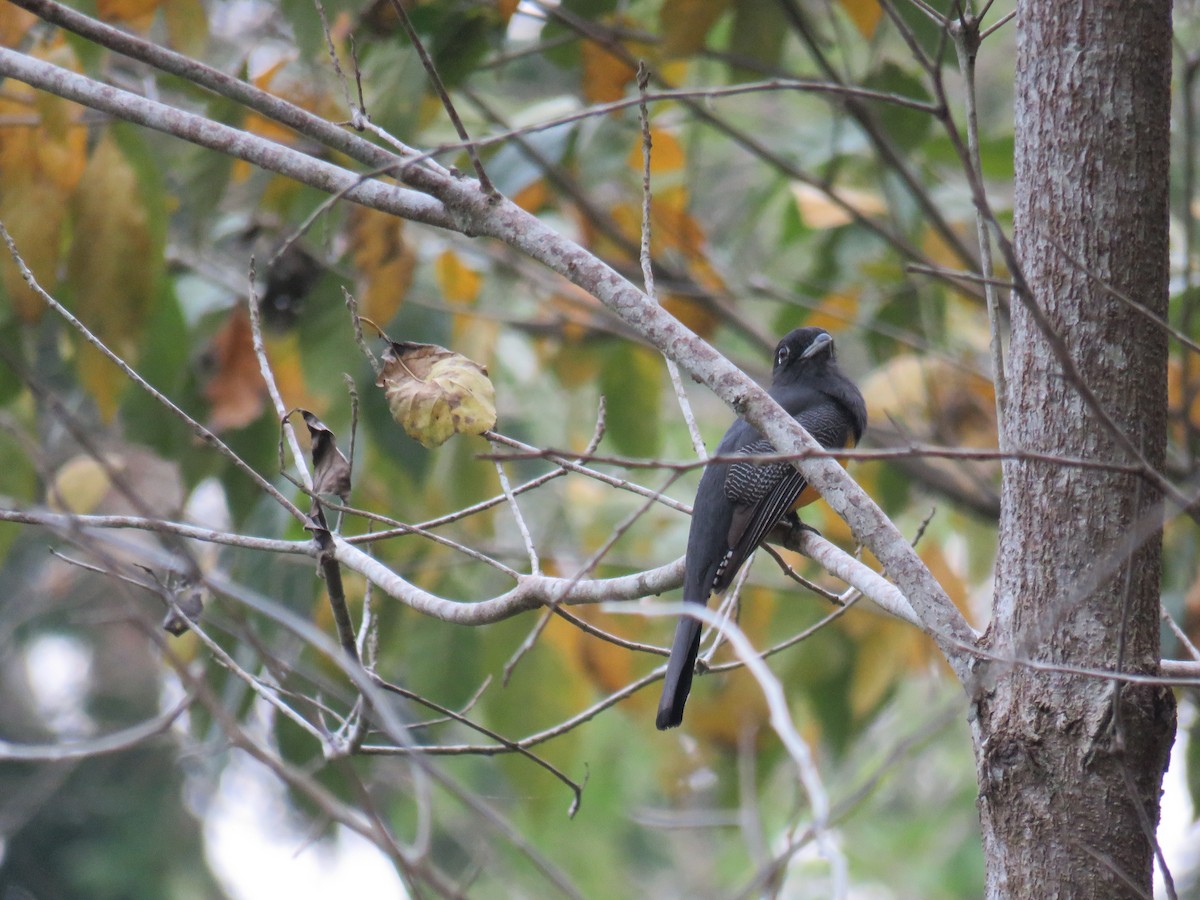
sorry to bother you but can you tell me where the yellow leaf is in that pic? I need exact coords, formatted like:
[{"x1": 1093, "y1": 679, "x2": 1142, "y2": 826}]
[
  {"x1": 0, "y1": 40, "x2": 86, "y2": 321},
  {"x1": 839, "y1": 0, "x2": 883, "y2": 39},
  {"x1": 434, "y1": 250, "x2": 482, "y2": 304},
  {"x1": 546, "y1": 346, "x2": 597, "y2": 388},
  {"x1": 377, "y1": 342, "x2": 497, "y2": 448},
  {"x1": 33, "y1": 100, "x2": 88, "y2": 192},
  {"x1": 791, "y1": 182, "x2": 887, "y2": 229},
  {"x1": 0, "y1": 40, "x2": 86, "y2": 190},
  {"x1": 48, "y1": 455, "x2": 119, "y2": 514},
  {"x1": 842, "y1": 612, "x2": 923, "y2": 718},
  {"x1": 162, "y1": 0, "x2": 208, "y2": 56},
  {"x1": 861, "y1": 354, "x2": 997, "y2": 448},
  {"x1": 859, "y1": 353, "x2": 999, "y2": 506},
  {"x1": 349, "y1": 207, "x2": 414, "y2": 323},
  {"x1": 544, "y1": 607, "x2": 641, "y2": 695},
  {"x1": 659, "y1": 0, "x2": 732, "y2": 57},
  {"x1": 68, "y1": 135, "x2": 157, "y2": 419},
  {"x1": 0, "y1": 180, "x2": 68, "y2": 322},
  {"x1": 1166, "y1": 359, "x2": 1200, "y2": 447},
  {"x1": 659, "y1": 60, "x2": 691, "y2": 84},
  {"x1": 264, "y1": 330, "x2": 317, "y2": 416},
  {"x1": 922, "y1": 221, "x2": 977, "y2": 270}
]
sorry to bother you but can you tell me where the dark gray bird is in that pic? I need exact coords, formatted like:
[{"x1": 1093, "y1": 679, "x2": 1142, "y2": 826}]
[{"x1": 656, "y1": 327, "x2": 867, "y2": 730}]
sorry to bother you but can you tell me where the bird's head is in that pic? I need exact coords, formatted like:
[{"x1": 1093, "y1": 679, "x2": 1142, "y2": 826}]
[{"x1": 772, "y1": 327, "x2": 836, "y2": 380}]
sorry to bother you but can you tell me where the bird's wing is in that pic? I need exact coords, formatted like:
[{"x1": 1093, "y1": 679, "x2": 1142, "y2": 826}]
[{"x1": 713, "y1": 402, "x2": 854, "y2": 592}]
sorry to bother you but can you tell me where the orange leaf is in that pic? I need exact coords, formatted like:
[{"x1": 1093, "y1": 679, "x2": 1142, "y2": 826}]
[
  {"x1": 921, "y1": 221, "x2": 977, "y2": 270},
  {"x1": 96, "y1": 0, "x2": 162, "y2": 29},
  {"x1": 580, "y1": 37, "x2": 637, "y2": 104},
  {"x1": 625, "y1": 126, "x2": 686, "y2": 175},
  {"x1": 264, "y1": 331, "x2": 315, "y2": 414},
  {"x1": 201, "y1": 307, "x2": 268, "y2": 432},
  {"x1": 0, "y1": 3, "x2": 36, "y2": 47},
  {"x1": 651, "y1": 185, "x2": 704, "y2": 253},
  {"x1": 234, "y1": 63, "x2": 339, "y2": 181},
  {"x1": 861, "y1": 354, "x2": 997, "y2": 447},
  {"x1": 1167, "y1": 358, "x2": 1200, "y2": 446},
  {"x1": 662, "y1": 295, "x2": 721, "y2": 339},
  {"x1": 806, "y1": 291, "x2": 859, "y2": 333},
  {"x1": 839, "y1": 0, "x2": 883, "y2": 39},
  {"x1": 511, "y1": 178, "x2": 549, "y2": 213}
]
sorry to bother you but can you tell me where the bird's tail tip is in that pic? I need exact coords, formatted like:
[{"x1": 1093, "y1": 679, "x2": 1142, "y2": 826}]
[{"x1": 655, "y1": 703, "x2": 683, "y2": 730}]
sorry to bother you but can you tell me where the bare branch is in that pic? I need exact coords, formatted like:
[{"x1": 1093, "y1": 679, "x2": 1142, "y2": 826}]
[{"x1": 0, "y1": 691, "x2": 193, "y2": 761}]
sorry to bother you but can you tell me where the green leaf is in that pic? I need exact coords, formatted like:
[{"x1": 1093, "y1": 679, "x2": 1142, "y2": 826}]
[
  {"x1": 860, "y1": 61, "x2": 934, "y2": 154},
  {"x1": 410, "y1": 3, "x2": 509, "y2": 88},
  {"x1": 600, "y1": 342, "x2": 662, "y2": 457},
  {"x1": 728, "y1": 0, "x2": 787, "y2": 77}
]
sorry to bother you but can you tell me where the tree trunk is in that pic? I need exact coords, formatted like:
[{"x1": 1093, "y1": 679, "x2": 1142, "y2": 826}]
[{"x1": 974, "y1": 2, "x2": 1177, "y2": 896}]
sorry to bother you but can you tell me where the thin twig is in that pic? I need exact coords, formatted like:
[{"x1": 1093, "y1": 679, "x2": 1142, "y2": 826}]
[
  {"x1": 637, "y1": 60, "x2": 707, "y2": 460},
  {"x1": 948, "y1": 5, "x2": 1008, "y2": 434},
  {"x1": 385, "y1": 0, "x2": 493, "y2": 194},
  {"x1": 371, "y1": 675, "x2": 585, "y2": 818},
  {"x1": 490, "y1": 439, "x2": 540, "y2": 575},
  {"x1": 247, "y1": 260, "x2": 311, "y2": 489},
  {"x1": 501, "y1": 472, "x2": 682, "y2": 683},
  {"x1": 0, "y1": 223, "x2": 309, "y2": 524},
  {"x1": 1162, "y1": 605, "x2": 1200, "y2": 661},
  {"x1": 0, "y1": 691, "x2": 194, "y2": 760},
  {"x1": 610, "y1": 601, "x2": 847, "y2": 898}
]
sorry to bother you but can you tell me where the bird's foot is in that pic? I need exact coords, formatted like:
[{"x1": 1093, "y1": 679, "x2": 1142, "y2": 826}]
[{"x1": 785, "y1": 511, "x2": 821, "y2": 538}]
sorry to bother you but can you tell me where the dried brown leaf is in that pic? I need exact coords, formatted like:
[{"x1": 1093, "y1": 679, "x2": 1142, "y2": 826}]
[
  {"x1": 297, "y1": 409, "x2": 352, "y2": 500},
  {"x1": 376, "y1": 341, "x2": 496, "y2": 448}
]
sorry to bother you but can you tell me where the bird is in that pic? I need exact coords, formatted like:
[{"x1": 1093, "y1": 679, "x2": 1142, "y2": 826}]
[{"x1": 656, "y1": 326, "x2": 867, "y2": 730}]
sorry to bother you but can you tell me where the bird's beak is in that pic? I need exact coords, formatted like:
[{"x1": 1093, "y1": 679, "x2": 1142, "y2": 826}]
[{"x1": 800, "y1": 332, "x2": 833, "y2": 359}]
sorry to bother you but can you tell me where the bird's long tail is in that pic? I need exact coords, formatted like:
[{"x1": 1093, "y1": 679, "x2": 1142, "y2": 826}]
[{"x1": 656, "y1": 612, "x2": 703, "y2": 730}]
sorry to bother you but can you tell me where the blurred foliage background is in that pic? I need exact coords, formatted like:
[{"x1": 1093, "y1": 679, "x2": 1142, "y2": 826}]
[{"x1": 1, "y1": 0, "x2": 1199, "y2": 896}]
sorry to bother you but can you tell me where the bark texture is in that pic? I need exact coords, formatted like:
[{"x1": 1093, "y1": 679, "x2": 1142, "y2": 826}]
[{"x1": 975, "y1": 3, "x2": 1177, "y2": 897}]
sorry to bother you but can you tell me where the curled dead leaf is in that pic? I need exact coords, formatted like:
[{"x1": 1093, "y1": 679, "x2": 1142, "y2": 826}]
[
  {"x1": 376, "y1": 341, "x2": 497, "y2": 448},
  {"x1": 294, "y1": 409, "x2": 352, "y2": 500}
]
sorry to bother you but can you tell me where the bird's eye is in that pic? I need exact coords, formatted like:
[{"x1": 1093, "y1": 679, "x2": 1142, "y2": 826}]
[{"x1": 776, "y1": 346, "x2": 790, "y2": 367}]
